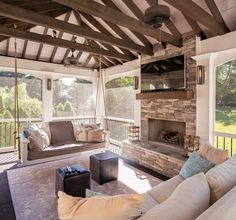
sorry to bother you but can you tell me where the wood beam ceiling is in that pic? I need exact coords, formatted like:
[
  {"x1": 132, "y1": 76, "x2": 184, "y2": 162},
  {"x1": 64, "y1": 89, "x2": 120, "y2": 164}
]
[
  {"x1": 164, "y1": 0, "x2": 226, "y2": 35},
  {"x1": 205, "y1": 0, "x2": 230, "y2": 32},
  {"x1": 123, "y1": 0, "x2": 181, "y2": 39},
  {"x1": 77, "y1": 11, "x2": 133, "y2": 62},
  {"x1": 0, "y1": 26, "x2": 133, "y2": 61},
  {"x1": 101, "y1": 0, "x2": 152, "y2": 48},
  {"x1": 52, "y1": 0, "x2": 182, "y2": 47},
  {"x1": 49, "y1": 11, "x2": 72, "y2": 63},
  {"x1": 0, "y1": 2, "x2": 152, "y2": 55}
]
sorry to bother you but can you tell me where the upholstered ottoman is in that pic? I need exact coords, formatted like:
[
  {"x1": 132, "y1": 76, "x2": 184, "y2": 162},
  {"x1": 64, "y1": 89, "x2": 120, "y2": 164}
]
[
  {"x1": 90, "y1": 152, "x2": 119, "y2": 185},
  {"x1": 55, "y1": 164, "x2": 90, "y2": 197}
]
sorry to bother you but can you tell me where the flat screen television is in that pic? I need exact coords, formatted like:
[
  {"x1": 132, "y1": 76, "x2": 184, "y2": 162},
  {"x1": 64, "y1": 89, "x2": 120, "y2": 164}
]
[{"x1": 141, "y1": 55, "x2": 186, "y2": 92}]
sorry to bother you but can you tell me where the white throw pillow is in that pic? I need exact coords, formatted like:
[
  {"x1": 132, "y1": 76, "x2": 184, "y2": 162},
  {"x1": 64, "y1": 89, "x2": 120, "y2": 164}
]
[
  {"x1": 57, "y1": 191, "x2": 143, "y2": 220},
  {"x1": 139, "y1": 173, "x2": 210, "y2": 220},
  {"x1": 206, "y1": 155, "x2": 236, "y2": 204}
]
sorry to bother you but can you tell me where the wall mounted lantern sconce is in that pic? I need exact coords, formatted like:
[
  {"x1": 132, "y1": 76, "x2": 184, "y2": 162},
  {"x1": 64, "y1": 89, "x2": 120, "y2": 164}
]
[
  {"x1": 47, "y1": 78, "x2": 52, "y2": 91},
  {"x1": 196, "y1": 65, "x2": 205, "y2": 85}
]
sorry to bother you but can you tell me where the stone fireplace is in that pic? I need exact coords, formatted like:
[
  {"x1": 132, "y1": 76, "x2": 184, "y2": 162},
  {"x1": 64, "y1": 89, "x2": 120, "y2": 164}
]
[
  {"x1": 122, "y1": 34, "x2": 197, "y2": 177},
  {"x1": 148, "y1": 118, "x2": 186, "y2": 149}
]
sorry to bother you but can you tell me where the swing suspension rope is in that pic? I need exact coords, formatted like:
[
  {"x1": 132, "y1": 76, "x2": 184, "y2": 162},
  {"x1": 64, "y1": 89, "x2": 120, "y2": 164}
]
[
  {"x1": 13, "y1": 33, "x2": 20, "y2": 159},
  {"x1": 93, "y1": 55, "x2": 109, "y2": 130}
]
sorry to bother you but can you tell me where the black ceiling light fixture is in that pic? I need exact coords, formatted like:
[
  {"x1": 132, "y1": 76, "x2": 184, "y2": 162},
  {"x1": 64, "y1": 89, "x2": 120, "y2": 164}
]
[{"x1": 144, "y1": 0, "x2": 171, "y2": 28}]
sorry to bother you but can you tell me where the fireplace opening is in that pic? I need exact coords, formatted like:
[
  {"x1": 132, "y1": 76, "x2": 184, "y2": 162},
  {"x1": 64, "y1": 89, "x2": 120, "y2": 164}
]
[{"x1": 148, "y1": 119, "x2": 186, "y2": 149}]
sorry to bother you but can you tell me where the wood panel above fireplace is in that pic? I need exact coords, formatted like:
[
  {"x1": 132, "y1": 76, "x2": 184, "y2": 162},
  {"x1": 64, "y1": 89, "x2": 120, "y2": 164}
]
[{"x1": 136, "y1": 90, "x2": 194, "y2": 100}]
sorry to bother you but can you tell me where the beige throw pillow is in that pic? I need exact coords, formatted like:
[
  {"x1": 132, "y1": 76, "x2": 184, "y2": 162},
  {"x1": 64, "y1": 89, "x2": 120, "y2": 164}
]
[
  {"x1": 57, "y1": 191, "x2": 143, "y2": 220},
  {"x1": 139, "y1": 173, "x2": 210, "y2": 220},
  {"x1": 87, "y1": 128, "x2": 105, "y2": 142},
  {"x1": 28, "y1": 130, "x2": 47, "y2": 151},
  {"x1": 198, "y1": 145, "x2": 229, "y2": 165},
  {"x1": 206, "y1": 155, "x2": 236, "y2": 204},
  {"x1": 75, "y1": 128, "x2": 90, "y2": 142}
]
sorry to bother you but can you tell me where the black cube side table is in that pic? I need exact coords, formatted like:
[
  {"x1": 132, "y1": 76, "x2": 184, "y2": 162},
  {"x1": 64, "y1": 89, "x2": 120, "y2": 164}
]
[
  {"x1": 90, "y1": 152, "x2": 119, "y2": 185},
  {"x1": 55, "y1": 164, "x2": 90, "y2": 197}
]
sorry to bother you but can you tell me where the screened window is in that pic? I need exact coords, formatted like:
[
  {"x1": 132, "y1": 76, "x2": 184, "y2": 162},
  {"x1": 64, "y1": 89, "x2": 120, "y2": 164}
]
[
  {"x1": 215, "y1": 60, "x2": 236, "y2": 134},
  {"x1": 53, "y1": 78, "x2": 94, "y2": 117},
  {"x1": 0, "y1": 71, "x2": 42, "y2": 119},
  {"x1": 105, "y1": 77, "x2": 135, "y2": 120}
]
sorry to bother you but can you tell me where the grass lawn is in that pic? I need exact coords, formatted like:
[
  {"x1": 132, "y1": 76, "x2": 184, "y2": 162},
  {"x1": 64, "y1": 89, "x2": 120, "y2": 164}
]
[{"x1": 215, "y1": 108, "x2": 236, "y2": 155}]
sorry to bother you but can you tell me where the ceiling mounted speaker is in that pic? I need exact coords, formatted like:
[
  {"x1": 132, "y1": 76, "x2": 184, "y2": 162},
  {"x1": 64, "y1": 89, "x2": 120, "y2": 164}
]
[{"x1": 144, "y1": 1, "x2": 171, "y2": 28}]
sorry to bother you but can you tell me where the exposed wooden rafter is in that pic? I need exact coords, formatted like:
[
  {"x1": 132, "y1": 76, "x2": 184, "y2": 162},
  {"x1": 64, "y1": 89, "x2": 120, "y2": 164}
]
[
  {"x1": 163, "y1": 0, "x2": 226, "y2": 35},
  {"x1": 49, "y1": 10, "x2": 72, "y2": 63},
  {"x1": 0, "y1": 26, "x2": 133, "y2": 61},
  {"x1": 123, "y1": 0, "x2": 181, "y2": 39},
  {"x1": 101, "y1": 0, "x2": 152, "y2": 48},
  {"x1": 205, "y1": 0, "x2": 230, "y2": 33},
  {"x1": 52, "y1": 0, "x2": 182, "y2": 47},
  {"x1": 36, "y1": 27, "x2": 48, "y2": 61},
  {"x1": 0, "y1": 2, "x2": 152, "y2": 55}
]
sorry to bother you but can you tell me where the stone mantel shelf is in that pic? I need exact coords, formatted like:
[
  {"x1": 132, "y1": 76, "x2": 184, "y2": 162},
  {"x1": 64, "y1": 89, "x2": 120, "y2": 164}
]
[{"x1": 136, "y1": 90, "x2": 194, "y2": 100}]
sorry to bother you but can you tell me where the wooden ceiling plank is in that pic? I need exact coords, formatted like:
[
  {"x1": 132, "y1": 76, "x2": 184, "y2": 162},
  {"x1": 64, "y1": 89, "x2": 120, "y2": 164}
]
[
  {"x1": 0, "y1": 26, "x2": 133, "y2": 61},
  {"x1": 52, "y1": 0, "x2": 182, "y2": 46},
  {"x1": 83, "y1": 54, "x2": 93, "y2": 67},
  {"x1": 75, "y1": 11, "x2": 136, "y2": 59},
  {"x1": 163, "y1": 0, "x2": 226, "y2": 35},
  {"x1": 125, "y1": 0, "x2": 181, "y2": 39},
  {"x1": 49, "y1": 10, "x2": 72, "y2": 63},
  {"x1": 79, "y1": 12, "x2": 136, "y2": 60},
  {"x1": 0, "y1": 2, "x2": 152, "y2": 55},
  {"x1": 0, "y1": 8, "x2": 70, "y2": 42},
  {"x1": 36, "y1": 27, "x2": 48, "y2": 61},
  {"x1": 101, "y1": 0, "x2": 156, "y2": 47},
  {"x1": 205, "y1": 0, "x2": 230, "y2": 32}
]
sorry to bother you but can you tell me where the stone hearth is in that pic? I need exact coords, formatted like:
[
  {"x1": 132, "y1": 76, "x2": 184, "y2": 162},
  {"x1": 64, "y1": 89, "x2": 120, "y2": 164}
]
[{"x1": 122, "y1": 141, "x2": 186, "y2": 178}]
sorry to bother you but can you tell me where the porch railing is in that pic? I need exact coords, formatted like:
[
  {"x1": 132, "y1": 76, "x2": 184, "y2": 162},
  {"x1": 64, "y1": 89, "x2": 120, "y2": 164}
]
[
  {"x1": 105, "y1": 117, "x2": 135, "y2": 145},
  {"x1": 0, "y1": 118, "x2": 42, "y2": 150},
  {"x1": 215, "y1": 131, "x2": 236, "y2": 156}
]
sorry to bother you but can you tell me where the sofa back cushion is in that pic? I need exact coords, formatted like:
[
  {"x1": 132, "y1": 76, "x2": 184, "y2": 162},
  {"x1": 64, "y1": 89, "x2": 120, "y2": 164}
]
[
  {"x1": 57, "y1": 191, "x2": 143, "y2": 220},
  {"x1": 49, "y1": 121, "x2": 75, "y2": 146},
  {"x1": 147, "y1": 175, "x2": 184, "y2": 203},
  {"x1": 139, "y1": 173, "x2": 210, "y2": 220},
  {"x1": 206, "y1": 154, "x2": 236, "y2": 204},
  {"x1": 196, "y1": 186, "x2": 236, "y2": 220},
  {"x1": 198, "y1": 145, "x2": 229, "y2": 165}
]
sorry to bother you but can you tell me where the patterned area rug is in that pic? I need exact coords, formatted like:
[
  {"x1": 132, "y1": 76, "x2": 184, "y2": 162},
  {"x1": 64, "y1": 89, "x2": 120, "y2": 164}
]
[{"x1": 7, "y1": 152, "x2": 162, "y2": 220}]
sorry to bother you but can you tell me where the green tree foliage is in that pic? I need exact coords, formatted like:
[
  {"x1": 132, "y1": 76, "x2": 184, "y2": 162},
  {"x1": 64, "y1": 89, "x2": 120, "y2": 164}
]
[
  {"x1": 0, "y1": 78, "x2": 42, "y2": 119},
  {"x1": 216, "y1": 60, "x2": 236, "y2": 107},
  {"x1": 56, "y1": 103, "x2": 64, "y2": 111},
  {"x1": 64, "y1": 101, "x2": 73, "y2": 112},
  {"x1": 105, "y1": 77, "x2": 134, "y2": 89}
]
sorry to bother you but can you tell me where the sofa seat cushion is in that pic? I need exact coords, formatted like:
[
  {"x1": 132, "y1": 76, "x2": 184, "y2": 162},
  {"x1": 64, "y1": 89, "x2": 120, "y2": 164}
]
[
  {"x1": 147, "y1": 175, "x2": 184, "y2": 203},
  {"x1": 206, "y1": 154, "x2": 236, "y2": 204},
  {"x1": 49, "y1": 121, "x2": 75, "y2": 146},
  {"x1": 28, "y1": 141, "x2": 105, "y2": 160},
  {"x1": 196, "y1": 186, "x2": 236, "y2": 220},
  {"x1": 139, "y1": 173, "x2": 210, "y2": 220}
]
